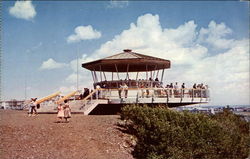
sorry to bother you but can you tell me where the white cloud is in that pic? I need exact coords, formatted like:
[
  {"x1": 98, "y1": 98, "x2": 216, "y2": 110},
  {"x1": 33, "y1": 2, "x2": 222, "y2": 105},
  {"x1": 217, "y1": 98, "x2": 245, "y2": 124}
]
[
  {"x1": 198, "y1": 21, "x2": 234, "y2": 49},
  {"x1": 40, "y1": 58, "x2": 68, "y2": 70},
  {"x1": 9, "y1": 1, "x2": 36, "y2": 20},
  {"x1": 62, "y1": 13, "x2": 249, "y2": 105},
  {"x1": 67, "y1": 25, "x2": 102, "y2": 43},
  {"x1": 107, "y1": 0, "x2": 129, "y2": 8}
]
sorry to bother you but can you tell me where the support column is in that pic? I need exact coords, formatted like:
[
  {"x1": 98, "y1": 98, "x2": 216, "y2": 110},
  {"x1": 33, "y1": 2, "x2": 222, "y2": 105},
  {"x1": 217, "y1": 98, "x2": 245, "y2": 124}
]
[
  {"x1": 136, "y1": 72, "x2": 139, "y2": 80},
  {"x1": 126, "y1": 64, "x2": 130, "y2": 80},
  {"x1": 91, "y1": 71, "x2": 95, "y2": 83},
  {"x1": 99, "y1": 65, "x2": 102, "y2": 82},
  {"x1": 115, "y1": 64, "x2": 120, "y2": 80},
  {"x1": 160, "y1": 69, "x2": 165, "y2": 83},
  {"x1": 93, "y1": 70, "x2": 98, "y2": 82},
  {"x1": 103, "y1": 71, "x2": 107, "y2": 81}
]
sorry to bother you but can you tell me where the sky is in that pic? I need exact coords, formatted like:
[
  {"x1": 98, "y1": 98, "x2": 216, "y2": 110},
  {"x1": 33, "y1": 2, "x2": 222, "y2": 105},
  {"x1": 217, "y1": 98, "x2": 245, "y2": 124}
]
[{"x1": 2, "y1": 0, "x2": 249, "y2": 106}]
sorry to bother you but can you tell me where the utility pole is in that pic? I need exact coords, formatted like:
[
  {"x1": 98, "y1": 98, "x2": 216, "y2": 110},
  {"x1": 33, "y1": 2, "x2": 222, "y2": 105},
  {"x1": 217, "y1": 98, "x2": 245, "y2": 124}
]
[{"x1": 76, "y1": 45, "x2": 79, "y2": 91}]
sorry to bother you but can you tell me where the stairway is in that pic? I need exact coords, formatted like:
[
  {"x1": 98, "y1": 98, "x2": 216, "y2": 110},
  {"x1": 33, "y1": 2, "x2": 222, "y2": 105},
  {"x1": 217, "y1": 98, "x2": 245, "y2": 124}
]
[{"x1": 80, "y1": 99, "x2": 108, "y2": 115}]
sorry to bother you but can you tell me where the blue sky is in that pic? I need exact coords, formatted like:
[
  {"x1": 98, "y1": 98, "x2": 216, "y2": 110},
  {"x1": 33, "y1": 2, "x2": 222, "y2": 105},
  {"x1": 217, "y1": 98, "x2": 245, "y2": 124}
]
[{"x1": 2, "y1": 1, "x2": 249, "y2": 105}]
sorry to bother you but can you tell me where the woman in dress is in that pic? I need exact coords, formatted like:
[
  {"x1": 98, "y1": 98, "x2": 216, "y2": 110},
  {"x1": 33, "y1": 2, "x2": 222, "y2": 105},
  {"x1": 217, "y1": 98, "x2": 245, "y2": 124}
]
[
  {"x1": 57, "y1": 103, "x2": 64, "y2": 123},
  {"x1": 63, "y1": 100, "x2": 71, "y2": 123}
]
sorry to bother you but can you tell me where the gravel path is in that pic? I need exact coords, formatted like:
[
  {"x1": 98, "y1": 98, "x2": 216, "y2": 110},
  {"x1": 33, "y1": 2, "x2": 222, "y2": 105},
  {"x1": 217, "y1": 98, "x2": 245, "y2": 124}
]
[{"x1": 0, "y1": 110, "x2": 134, "y2": 159}]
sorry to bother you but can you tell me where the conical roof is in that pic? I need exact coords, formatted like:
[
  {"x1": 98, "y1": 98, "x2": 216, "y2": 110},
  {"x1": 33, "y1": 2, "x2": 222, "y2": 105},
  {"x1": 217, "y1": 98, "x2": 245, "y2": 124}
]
[{"x1": 82, "y1": 49, "x2": 171, "y2": 72}]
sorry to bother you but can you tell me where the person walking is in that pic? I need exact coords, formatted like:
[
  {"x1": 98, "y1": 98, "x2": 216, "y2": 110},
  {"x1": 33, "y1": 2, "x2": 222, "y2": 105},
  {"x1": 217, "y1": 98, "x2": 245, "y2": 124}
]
[
  {"x1": 63, "y1": 100, "x2": 71, "y2": 123},
  {"x1": 28, "y1": 98, "x2": 37, "y2": 117}
]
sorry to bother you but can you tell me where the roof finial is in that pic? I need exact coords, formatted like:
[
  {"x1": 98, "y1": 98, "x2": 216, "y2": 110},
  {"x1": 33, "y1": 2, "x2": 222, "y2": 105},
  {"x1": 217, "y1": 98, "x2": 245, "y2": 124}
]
[{"x1": 123, "y1": 49, "x2": 132, "y2": 52}]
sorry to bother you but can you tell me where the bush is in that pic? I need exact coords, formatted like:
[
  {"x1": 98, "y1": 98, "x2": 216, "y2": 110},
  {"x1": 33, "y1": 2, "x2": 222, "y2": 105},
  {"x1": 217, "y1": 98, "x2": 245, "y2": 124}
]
[{"x1": 120, "y1": 105, "x2": 250, "y2": 159}]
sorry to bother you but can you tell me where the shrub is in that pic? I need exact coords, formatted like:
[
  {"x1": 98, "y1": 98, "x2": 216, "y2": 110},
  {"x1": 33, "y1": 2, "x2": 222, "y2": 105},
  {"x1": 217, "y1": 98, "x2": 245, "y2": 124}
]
[{"x1": 120, "y1": 105, "x2": 250, "y2": 159}]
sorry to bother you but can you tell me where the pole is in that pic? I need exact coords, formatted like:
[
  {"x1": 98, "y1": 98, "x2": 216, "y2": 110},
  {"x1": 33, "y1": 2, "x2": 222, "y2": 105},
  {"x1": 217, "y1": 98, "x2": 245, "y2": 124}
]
[
  {"x1": 76, "y1": 45, "x2": 79, "y2": 91},
  {"x1": 24, "y1": 72, "x2": 27, "y2": 100},
  {"x1": 161, "y1": 69, "x2": 165, "y2": 83},
  {"x1": 115, "y1": 64, "x2": 120, "y2": 80},
  {"x1": 91, "y1": 71, "x2": 95, "y2": 83},
  {"x1": 126, "y1": 64, "x2": 130, "y2": 80}
]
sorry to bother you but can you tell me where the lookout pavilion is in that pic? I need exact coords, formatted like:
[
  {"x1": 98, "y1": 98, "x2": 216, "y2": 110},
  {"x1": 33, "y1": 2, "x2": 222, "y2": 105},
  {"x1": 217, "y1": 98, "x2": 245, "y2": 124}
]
[{"x1": 76, "y1": 49, "x2": 210, "y2": 115}]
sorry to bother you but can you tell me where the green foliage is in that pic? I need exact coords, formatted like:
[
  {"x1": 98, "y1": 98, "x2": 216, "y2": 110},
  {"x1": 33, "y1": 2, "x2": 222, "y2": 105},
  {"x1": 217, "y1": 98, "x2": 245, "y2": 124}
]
[{"x1": 121, "y1": 105, "x2": 250, "y2": 159}]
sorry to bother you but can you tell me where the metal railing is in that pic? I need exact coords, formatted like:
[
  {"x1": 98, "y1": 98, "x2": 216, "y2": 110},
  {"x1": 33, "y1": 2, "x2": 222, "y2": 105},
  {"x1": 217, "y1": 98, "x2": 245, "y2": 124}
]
[
  {"x1": 93, "y1": 88, "x2": 210, "y2": 99},
  {"x1": 76, "y1": 88, "x2": 209, "y2": 109}
]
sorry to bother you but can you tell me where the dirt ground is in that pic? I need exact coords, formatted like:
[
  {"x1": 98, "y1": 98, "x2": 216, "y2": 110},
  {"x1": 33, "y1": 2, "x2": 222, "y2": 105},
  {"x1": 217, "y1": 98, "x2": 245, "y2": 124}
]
[{"x1": 0, "y1": 110, "x2": 134, "y2": 159}]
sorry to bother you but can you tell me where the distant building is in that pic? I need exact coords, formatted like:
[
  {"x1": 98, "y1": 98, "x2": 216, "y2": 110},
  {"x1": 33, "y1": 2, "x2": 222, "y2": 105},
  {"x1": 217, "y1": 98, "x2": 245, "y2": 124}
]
[{"x1": 0, "y1": 100, "x2": 25, "y2": 110}]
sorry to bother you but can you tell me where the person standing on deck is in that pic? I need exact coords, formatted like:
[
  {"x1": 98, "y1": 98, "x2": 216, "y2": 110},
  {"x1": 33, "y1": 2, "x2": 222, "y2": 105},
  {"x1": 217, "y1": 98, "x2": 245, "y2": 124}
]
[
  {"x1": 181, "y1": 83, "x2": 185, "y2": 98},
  {"x1": 169, "y1": 83, "x2": 173, "y2": 98},
  {"x1": 193, "y1": 83, "x2": 197, "y2": 97},
  {"x1": 96, "y1": 84, "x2": 101, "y2": 99},
  {"x1": 118, "y1": 84, "x2": 123, "y2": 98},
  {"x1": 174, "y1": 82, "x2": 179, "y2": 97},
  {"x1": 123, "y1": 83, "x2": 128, "y2": 98}
]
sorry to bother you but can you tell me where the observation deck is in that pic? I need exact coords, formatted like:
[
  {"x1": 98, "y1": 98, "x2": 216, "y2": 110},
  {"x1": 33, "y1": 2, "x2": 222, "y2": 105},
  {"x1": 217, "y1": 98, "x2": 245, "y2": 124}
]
[{"x1": 78, "y1": 49, "x2": 210, "y2": 114}]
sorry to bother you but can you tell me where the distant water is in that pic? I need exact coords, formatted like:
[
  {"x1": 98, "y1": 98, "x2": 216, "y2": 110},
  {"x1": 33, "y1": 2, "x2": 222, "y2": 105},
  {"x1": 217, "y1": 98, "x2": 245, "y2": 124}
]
[{"x1": 181, "y1": 105, "x2": 250, "y2": 109}]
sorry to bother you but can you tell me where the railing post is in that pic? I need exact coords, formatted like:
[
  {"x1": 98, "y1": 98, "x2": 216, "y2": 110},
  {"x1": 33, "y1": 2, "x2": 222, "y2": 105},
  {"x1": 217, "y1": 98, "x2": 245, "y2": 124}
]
[
  {"x1": 192, "y1": 89, "x2": 194, "y2": 101},
  {"x1": 90, "y1": 92, "x2": 93, "y2": 101}
]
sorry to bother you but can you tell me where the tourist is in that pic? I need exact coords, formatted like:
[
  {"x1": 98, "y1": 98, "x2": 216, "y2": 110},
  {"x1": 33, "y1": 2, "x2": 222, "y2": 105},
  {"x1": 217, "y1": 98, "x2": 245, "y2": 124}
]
[
  {"x1": 181, "y1": 83, "x2": 185, "y2": 98},
  {"x1": 63, "y1": 100, "x2": 71, "y2": 123},
  {"x1": 193, "y1": 83, "x2": 197, "y2": 97},
  {"x1": 28, "y1": 98, "x2": 37, "y2": 117},
  {"x1": 123, "y1": 83, "x2": 128, "y2": 98},
  {"x1": 118, "y1": 84, "x2": 122, "y2": 98},
  {"x1": 83, "y1": 88, "x2": 90, "y2": 98},
  {"x1": 197, "y1": 84, "x2": 201, "y2": 97},
  {"x1": 57, "y1": 103, "x2": 64, "y2": 123},
  {"x1": 96, "y1": 84, "x2": 101, "y2": 99},
  {"x1": 174, "y1": 82, "x2": 179, "y2": 97},
  {"x1": 165, "y1": 84, "x2": 169, "y2": 97},
  {"x1": 139, "y1": 83, "x2": 145, "y2": 98},
  {"x1": 169, "y1": 83, "x2": 173, "y2": 97}
]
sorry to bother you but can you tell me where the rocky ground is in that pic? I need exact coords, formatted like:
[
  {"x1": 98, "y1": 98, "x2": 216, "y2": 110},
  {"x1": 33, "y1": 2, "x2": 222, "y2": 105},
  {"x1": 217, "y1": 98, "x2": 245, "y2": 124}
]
[{"x1": 0, "y1": 110, "x2": 134, "y2": 159}]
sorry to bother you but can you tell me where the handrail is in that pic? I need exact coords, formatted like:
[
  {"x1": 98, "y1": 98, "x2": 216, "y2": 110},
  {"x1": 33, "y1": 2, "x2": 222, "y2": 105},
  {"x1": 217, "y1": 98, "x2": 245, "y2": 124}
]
[
  {"x1": 56, "y1": 91, "x2": 78, "y2": 104},
  {"x1": 94, "y1": 87, "x2": 209, "y2": 99},
  {"x1": 35, "y1": 91, "x2": 61, "y2": 104},
  {"x1": 80, "y1": 89, "x2": 98, "y2": 103},
  {"x1": 95, "y1": 87, "x2": 208, "y2": 91}
]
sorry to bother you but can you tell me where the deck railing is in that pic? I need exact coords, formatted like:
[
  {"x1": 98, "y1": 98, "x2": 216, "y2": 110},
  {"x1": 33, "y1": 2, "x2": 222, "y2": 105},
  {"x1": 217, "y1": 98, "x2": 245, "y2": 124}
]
[
  {"x1": 77, "y1": 87, "x2": 209, "y2": 109},
  {"x1": 95, "y1": 88, "x2": 210, "y2": 99}
]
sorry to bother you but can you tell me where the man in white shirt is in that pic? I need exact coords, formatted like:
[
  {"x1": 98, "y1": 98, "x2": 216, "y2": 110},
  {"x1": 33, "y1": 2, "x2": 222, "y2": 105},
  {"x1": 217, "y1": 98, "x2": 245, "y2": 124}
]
[{"x1": 174, "y1": 82, "x2": 179, "y2": 97}]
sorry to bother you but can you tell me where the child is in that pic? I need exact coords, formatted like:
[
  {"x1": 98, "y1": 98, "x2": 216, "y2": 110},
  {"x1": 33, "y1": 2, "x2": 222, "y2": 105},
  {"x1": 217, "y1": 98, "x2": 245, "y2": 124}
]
[
  {"x1": 57, "y1": 103, "x2": 64, "y2": 123},
  {"x1": 63, "y1": 100, "x2": 71, "y2": 123}
]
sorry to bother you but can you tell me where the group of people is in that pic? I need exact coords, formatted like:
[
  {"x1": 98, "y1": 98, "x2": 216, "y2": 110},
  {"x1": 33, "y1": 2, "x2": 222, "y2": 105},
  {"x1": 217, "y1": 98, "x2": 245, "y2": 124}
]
[
  {"x1": 57, "y1": 100, "x2": 71, "y2": 123},
  {"x1": 28, "y1": 98, "x2": 71, "y2": 123},
  {"x1": 79, "y1": 88, "x2": 90, "y2": 100}
]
